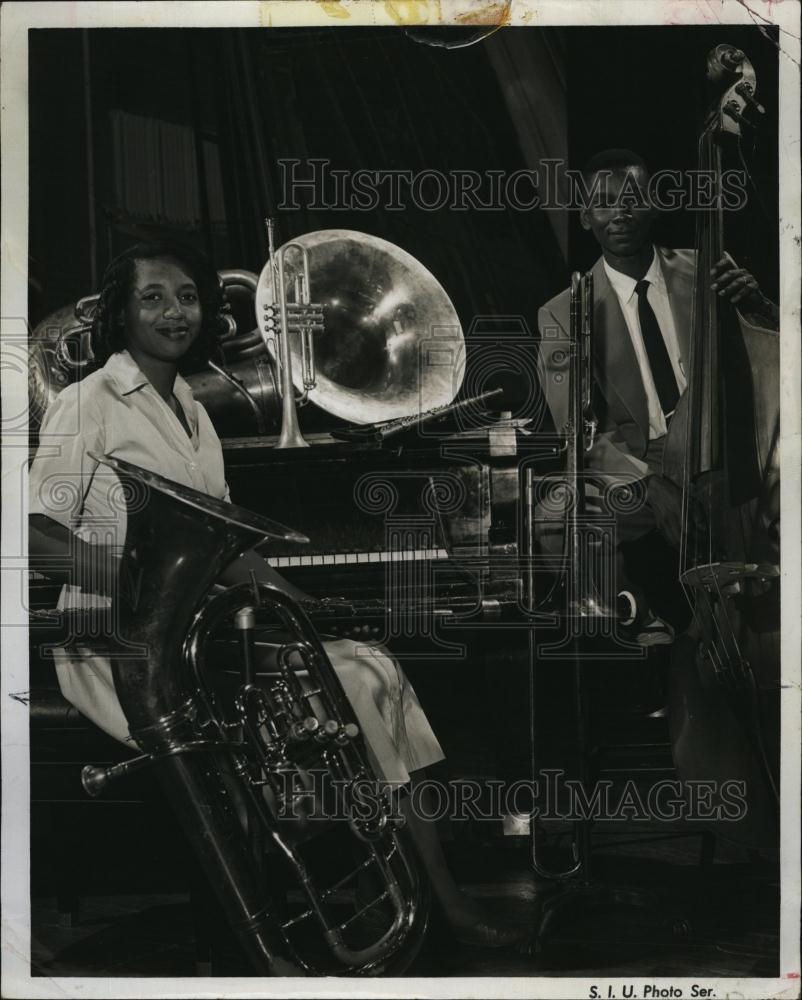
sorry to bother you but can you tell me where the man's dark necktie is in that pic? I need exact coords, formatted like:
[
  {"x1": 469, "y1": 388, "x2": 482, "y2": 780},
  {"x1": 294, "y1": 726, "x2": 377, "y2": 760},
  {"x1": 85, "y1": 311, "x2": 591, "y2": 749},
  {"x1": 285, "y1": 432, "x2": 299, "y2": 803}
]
[{"x1": 635, "y1": 279, "x2": 679, "y2": 417}]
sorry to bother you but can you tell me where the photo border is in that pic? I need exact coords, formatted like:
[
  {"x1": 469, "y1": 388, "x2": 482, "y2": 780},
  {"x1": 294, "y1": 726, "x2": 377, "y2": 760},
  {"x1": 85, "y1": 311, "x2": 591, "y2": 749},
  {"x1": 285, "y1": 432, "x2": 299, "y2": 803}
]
[{"x1": 2, "y1": 2, "x2": 799, "y2": 997}]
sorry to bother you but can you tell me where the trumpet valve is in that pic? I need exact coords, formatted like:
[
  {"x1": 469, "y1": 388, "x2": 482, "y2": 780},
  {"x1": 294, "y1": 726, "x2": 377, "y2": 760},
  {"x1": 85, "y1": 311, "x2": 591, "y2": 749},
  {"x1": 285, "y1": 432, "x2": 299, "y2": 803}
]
[
  {"x1": 261, "y1": 302, "x2": 324, "y2": 331},
  {"x1": 284, "y1": 303, "x2": 325, "y2": 331}
]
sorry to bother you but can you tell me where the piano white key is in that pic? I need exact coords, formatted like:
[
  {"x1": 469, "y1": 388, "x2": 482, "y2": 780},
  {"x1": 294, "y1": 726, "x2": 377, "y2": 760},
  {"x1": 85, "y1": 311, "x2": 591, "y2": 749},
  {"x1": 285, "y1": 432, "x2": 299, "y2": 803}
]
[{"x1": 271, "y1": 547, "x2": 450, "y2": 567}]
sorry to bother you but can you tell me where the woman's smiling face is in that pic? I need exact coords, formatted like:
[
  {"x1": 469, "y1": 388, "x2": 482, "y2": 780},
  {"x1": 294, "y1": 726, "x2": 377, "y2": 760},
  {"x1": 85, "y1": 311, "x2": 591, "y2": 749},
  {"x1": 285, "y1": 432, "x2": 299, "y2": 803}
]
[{"x1": 122, "y1": 257, "x2": 202, "y2": 364}]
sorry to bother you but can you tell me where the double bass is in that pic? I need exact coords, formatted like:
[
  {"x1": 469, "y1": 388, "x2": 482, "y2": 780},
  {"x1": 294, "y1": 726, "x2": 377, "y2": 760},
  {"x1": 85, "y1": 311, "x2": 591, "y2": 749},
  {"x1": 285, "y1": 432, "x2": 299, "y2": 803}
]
[{"x1": 664, "y1": 44, "x2": 781, "y2": 849}]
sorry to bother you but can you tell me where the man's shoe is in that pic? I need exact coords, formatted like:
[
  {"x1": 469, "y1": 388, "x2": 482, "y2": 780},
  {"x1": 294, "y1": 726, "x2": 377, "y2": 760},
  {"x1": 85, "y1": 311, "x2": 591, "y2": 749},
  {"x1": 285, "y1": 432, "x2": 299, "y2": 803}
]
[
  {"x1": 452, "y1": 917, "x2": 529, "y2": 949},
  {"x1": 634, "y1": 616, "x2": 675, "y2": 647}
]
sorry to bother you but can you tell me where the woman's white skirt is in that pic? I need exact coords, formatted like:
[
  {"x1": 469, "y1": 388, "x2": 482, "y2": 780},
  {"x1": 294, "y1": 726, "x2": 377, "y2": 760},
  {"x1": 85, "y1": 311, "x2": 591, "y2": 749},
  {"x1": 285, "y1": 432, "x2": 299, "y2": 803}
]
[{"x1": 53, "y1": 636, "x2": 444, "y2": 786}]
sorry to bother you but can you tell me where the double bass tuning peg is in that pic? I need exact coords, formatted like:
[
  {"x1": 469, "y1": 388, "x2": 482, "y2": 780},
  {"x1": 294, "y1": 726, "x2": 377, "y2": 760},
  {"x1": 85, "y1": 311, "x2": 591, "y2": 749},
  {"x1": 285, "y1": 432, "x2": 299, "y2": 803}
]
[
  {"x1": 722, "y1": 102, "x2": 751, "y2": 128},
  {"x1": 734, "y1": 81, "x2": 765, "y2": 116}
]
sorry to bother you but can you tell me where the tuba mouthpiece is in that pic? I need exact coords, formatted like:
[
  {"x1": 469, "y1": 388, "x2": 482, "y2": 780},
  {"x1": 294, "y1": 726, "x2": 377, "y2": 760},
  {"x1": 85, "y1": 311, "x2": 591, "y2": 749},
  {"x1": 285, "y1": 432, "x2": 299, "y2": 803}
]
[
  {"x1": 81, "y1": 753, "x2": 153, "y2": 796},
  {"x1": 81, "y1": 764, "x2": 110, "y2": 798}
]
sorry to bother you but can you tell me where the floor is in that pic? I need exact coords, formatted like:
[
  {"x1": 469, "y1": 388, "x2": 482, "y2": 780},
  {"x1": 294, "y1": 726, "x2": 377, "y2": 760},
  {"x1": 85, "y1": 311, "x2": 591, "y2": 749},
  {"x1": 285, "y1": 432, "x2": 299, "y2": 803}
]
[
  {"x1": 31, "y1": 826, "x2": 779, "y2": 979},
  {"x1": 29, "y1": 644, "x2": 780, "y2": 980}
]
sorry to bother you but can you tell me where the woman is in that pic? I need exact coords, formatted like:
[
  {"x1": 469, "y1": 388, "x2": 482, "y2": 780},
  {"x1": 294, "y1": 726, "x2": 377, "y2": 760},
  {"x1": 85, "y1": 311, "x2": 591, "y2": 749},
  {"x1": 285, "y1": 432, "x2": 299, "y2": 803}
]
[{"x1": 28, "y1": 241, "x2": 525, "y2": 950}]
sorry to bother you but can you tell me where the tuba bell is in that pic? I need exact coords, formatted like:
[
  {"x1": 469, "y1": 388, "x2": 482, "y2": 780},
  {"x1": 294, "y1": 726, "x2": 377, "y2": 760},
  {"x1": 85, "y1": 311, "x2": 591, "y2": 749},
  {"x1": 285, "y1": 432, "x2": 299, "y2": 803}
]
[{"x1": 78, "y1": 455, "x2": 431, "y2": 975}]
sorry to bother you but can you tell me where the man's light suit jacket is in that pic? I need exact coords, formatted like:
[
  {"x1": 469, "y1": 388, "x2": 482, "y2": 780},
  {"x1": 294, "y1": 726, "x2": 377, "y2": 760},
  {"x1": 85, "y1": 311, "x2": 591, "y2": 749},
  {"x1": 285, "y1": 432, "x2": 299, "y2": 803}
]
[{"x1": 537, "y1": 246, "x2": 695, "y2": 483}]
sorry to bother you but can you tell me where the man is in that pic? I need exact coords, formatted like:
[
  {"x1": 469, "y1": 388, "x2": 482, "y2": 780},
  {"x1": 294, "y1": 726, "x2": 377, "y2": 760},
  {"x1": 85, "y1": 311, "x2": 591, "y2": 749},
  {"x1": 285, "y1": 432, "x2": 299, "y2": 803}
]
[{"x1": 536, "y1": 148, "x2": 777, "y2": 635}]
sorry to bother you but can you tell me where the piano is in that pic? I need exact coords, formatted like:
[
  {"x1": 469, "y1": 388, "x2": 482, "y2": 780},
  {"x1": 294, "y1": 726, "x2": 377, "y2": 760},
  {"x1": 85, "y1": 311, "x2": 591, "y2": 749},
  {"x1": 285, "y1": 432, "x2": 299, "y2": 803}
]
[
  {"x1": 220, "y1": 420, "x2": 562, "y2": 640},
  {"x1": 26, "y1": 416, "x2": 564, "y2": 650}
]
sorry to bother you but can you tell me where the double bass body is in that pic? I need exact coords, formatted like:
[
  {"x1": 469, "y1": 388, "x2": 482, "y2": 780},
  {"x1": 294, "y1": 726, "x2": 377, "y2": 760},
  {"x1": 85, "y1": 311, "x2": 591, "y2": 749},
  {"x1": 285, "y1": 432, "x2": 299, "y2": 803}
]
[{"x1": 663, "y1": 45, "x2": 781, "y2": 850}]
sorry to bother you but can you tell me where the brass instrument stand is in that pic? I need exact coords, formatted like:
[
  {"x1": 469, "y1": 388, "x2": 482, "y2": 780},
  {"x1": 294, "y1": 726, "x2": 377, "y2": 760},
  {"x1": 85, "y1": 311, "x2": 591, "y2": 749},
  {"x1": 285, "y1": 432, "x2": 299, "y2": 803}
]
[
  {"x1": 526, "y1": 268, "x2": 691, "y2": 958},
  {"x1": 527, "y1": 630, "x2": 692, "y2": 959}
]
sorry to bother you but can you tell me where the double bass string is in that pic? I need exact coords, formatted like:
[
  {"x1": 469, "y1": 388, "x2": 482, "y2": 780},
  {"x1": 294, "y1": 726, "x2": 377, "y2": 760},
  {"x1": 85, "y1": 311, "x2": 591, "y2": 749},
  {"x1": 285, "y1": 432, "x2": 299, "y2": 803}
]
[
  {"x1": 677, "y1": 128, "x2": 706, "y2": 579},
  {"x1": 680, "y1": 117, "x2": 744, "y2": 680},
  {"x1": 678, "y1": 127, "x2": 708, "y2": 655},
  {"x1": 705, "y1": 135, "x2": 749, "y2": 676}
]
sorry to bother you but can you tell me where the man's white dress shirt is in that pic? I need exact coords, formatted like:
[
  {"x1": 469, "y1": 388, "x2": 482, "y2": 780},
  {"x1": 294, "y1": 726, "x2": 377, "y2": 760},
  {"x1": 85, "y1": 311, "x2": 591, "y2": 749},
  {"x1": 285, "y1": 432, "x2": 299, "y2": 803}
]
[{"x1": 603, "y1": 247, "x2": 688, "y2": 440}]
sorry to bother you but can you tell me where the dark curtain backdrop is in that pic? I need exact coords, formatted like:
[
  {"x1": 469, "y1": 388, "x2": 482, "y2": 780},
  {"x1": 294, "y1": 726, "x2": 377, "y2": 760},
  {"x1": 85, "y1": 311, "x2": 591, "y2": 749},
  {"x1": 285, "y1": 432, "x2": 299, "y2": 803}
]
[
  {"x1": 29, "y1": 25, "x2": 778, "y2": 334},
  {"x1": 485, "y1": 28, "x2": 568, "y2": 260},
  {"x1": 28, "y1": 26, "x2": 567, "y2": 341}
]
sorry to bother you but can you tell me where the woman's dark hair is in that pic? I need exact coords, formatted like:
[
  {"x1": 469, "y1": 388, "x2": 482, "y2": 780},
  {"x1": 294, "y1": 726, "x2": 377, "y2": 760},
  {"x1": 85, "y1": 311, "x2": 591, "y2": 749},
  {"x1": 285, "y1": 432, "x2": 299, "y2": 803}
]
[{"x1": 91, "y1": 240, "x2": 227, "y2": 372}]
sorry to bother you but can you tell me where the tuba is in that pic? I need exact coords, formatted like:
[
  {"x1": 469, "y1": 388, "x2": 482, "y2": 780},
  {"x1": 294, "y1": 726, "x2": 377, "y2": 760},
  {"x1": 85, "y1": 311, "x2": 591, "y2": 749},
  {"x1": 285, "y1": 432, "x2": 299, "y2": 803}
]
[
  {"x1": 79, "y1": 455, "x2": 431, "y2": 975},
  {"x1": 29, "y1": 230, "x2": 465, "y2": 441}
]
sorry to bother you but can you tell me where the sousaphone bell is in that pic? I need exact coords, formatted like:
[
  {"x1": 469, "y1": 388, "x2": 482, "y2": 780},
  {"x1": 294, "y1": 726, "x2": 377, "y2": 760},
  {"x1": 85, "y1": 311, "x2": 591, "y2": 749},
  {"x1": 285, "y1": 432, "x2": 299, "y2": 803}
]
[{"x1": 255, "y1": 229, "x2": 465, "y2": 429}]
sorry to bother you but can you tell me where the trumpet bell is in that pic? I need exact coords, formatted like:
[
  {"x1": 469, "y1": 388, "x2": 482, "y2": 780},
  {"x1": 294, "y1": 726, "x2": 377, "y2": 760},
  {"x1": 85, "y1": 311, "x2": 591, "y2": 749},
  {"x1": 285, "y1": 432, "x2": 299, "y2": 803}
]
[{"x1": 256, "y1": 229, "x2": 465, "y2": 425}]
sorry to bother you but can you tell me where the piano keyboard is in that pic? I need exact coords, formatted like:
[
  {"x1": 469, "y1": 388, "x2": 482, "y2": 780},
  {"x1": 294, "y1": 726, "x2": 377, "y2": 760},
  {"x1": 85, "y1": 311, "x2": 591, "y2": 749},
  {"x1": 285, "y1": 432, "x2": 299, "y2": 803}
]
[
  {"x1": 267, "y1": 547, "x2": 449, "y2": 568},
  {"x1": 29, "y1": 549, "x2": 450, "y2": 575}
]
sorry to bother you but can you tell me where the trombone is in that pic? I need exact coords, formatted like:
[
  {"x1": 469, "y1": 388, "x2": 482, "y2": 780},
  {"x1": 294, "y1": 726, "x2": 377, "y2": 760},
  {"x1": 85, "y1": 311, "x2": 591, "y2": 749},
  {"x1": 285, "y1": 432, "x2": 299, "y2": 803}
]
[
  {"x1": 565, "y1": 270, "x2": 604, "y2": 622},
  {"x1": 531, "y1": 269, "x2": 610, "y2": 883}
]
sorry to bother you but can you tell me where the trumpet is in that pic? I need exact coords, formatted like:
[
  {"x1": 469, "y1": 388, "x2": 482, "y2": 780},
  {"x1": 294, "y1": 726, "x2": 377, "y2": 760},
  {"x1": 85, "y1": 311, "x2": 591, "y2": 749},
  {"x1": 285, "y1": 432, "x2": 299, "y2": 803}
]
[{"x1": 257, "y1": 219, "x2": 325, "y2": 448}]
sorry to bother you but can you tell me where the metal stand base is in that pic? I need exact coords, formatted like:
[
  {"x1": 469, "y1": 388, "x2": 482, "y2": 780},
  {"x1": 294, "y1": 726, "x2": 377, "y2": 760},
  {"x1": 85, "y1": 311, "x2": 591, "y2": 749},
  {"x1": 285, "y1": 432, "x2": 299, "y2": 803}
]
[
  {"x1": 527, "y1": 638, "x2": 692, "y2": 959},
  {"x1": 530, "y1": 880, "x2": 690, "y2": 957}
]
